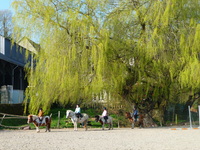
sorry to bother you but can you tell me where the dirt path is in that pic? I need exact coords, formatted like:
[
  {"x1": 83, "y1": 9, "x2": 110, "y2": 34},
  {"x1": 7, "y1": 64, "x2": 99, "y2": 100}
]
[{"x1": 0, "y1": 127, "x2": 200, "y2": 150}]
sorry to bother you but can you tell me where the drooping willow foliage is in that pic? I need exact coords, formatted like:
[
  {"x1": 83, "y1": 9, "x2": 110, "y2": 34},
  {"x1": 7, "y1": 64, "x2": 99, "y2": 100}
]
[{"x1": 12, "y1": 0, "x2": 200, "y2": 113}]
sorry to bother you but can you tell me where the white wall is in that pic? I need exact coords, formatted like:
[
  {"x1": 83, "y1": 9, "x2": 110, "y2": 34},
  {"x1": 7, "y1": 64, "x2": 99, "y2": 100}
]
[
  {"x1": 0, "y1": 35, "x2": 5, "y2": 55},
  {"x1": 1, "y1": 85, "x2": 24, "y2": 104}
]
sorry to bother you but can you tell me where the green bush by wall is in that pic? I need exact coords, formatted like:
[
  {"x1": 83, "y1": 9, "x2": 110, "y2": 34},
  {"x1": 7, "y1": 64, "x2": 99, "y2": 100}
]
[{"x1": 0, "y1": 104, "x2": 26, "y2": 115}]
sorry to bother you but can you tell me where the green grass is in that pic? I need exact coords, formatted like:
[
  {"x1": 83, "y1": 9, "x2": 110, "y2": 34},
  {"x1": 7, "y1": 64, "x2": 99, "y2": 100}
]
[{"x1": 0, "y1": 118, "x2": 27, "y2": 129}]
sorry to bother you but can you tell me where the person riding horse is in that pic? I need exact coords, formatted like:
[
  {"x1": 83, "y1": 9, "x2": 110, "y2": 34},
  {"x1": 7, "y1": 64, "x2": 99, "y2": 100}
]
[
  {"x1": 75, "y1": 104, "x2": 82, "y2": 120},
  {"x1": 102, "y1": 107, "x2": 108, "y2": 123},
  {"x1": 132, "y1": 106, "x2": 139, "y2": 122},
  {"x1": 38, "y1": 108, "x2": 44, "y2": 125},
  {"x1": 66, "y1": 110, "x2": 89, "y2": 131}
]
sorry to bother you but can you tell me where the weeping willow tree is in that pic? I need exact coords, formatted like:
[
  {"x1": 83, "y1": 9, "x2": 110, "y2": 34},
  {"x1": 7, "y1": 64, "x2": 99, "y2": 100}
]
[
  {"x1": 105, "y1": 0, "x2": 200, "y2": 110},
  {"x1": 102, "y1": 0, "x2": 200, "y2": 115},
  {"x1": 12, "y1": 0, "x2": 200, "y2": 114},
  {"x1": 12, "y1": 0, "x2": 127, "y2": 113}
]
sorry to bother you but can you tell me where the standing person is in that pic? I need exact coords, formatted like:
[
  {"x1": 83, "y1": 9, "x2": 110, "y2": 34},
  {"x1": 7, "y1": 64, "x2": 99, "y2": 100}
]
[
  {"x1": 133, "y1": 106, "x2": 139, "y2": 122},
  {"x1": 102, "y1": 107, "x2": 108, "y2": 123},
  {"x1": 75, "y1": 104, "x2": 81, "y2": 120},
  {"x1": 38, "y1": 108, "x2": 44, "y2": 125}
]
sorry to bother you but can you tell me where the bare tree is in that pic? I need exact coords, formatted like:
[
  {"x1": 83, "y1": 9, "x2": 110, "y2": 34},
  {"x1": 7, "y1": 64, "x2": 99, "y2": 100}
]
[{"x1": 0, "y1": 10, "x2": 13, "y2": 38}]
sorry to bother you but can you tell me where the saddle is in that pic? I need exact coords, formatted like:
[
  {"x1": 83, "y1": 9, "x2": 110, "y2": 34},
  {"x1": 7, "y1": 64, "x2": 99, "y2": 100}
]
[
  {"x1": 103, "y1": 116, "x2": 108, "y2": 123},
  {"x1": 75, "y1": 113, "x2": 82, "y2": 118},
  {"x1": 39, "y1": 117, "x2": 43, "y2": 124}
]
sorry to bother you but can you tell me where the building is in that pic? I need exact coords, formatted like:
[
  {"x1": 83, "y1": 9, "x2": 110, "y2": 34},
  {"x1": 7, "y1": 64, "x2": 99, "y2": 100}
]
[{"x1": 0, "y1": 35, "x2": 38, "y2": 104}]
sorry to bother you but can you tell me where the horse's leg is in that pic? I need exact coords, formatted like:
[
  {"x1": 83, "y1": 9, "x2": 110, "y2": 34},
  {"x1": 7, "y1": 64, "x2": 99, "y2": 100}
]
[
  {"x1": 102, "y1": 123, "x2": 104, "y2": 130},
  {"x1": 85, "y1": 120, "x2": 88, "y2": 131},
  {"x1": 45, "y1": 124, "x2": 50, "y2": 132},
  {"x1": 84, "y1": 120, "x2": 88, "y2": 131},
  {"x1": 36, "y1": 126, "x2": 40, "y2": 133},
  {"x1": 49, "y1": 123, "x2": 51, "y2": 132},
  {"x1": 132, "y1": 122, "x2": 134, "y2": 129},
  {"x1": 108, "y1": 120, "x2": 111, "y2": 130},
  {"x1": 139, "y1": 121, "x2": 142, "y2": 128},
  {"x1": 74, "y1": 122, "x2": 76, "y2": 131},
  {"x1": 140, "y1": 120, "x2": 144, "y2": 128},
  {"x1": 74, "y1": 122, "x2": 77, "y2": 131}
]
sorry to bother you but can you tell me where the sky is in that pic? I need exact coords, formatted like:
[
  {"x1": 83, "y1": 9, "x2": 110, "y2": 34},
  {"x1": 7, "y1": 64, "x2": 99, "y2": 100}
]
[{"x1": 0, "y1": 0, "x2": 13, "y2": 11}]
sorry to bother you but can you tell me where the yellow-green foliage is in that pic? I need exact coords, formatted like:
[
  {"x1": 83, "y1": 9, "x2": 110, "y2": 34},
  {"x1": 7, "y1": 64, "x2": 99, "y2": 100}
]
[{"x1": 12, "y1": 0, "x2": 200, "y2": 113}]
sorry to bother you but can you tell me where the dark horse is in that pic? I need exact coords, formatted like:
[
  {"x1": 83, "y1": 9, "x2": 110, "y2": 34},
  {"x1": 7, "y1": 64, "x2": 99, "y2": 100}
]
[{"x1": 125, "y1": 112, "x2": 144, "y2": 129}]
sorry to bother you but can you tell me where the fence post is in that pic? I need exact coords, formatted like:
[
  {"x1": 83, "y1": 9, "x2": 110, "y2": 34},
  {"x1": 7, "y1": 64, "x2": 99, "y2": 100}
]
[
  {"x1": 198, "y1": 105, "x2": 200, "y2": 128},
  {"x1": 188, "y1": 106, "x2": 192, "y2": 128},
  {"x1": 116, "y1": 114, "x2": 120, "y2": 128},
  {"x1": 0, "y1": 114, "x2": 6, "y2": 125},
  {"x1": 57, "y1": 111, "x2": 60, "y2": 128}
]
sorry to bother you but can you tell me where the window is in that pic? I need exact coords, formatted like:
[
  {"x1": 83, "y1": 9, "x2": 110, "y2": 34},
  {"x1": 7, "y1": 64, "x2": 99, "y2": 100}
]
[{"x1": 0, "y1": 35, "x2": 5, "y2": 55}]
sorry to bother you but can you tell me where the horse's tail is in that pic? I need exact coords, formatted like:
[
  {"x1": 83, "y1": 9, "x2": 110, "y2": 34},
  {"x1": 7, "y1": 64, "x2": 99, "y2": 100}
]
[{"x1": 48, "y1": 113, "x2": 52, "y2": 124}]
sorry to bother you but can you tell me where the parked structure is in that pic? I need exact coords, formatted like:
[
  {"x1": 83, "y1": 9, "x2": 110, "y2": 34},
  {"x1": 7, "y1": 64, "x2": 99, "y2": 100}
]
[{"x1": 0, "y1": 35, "x2": 38, "y2": 104}]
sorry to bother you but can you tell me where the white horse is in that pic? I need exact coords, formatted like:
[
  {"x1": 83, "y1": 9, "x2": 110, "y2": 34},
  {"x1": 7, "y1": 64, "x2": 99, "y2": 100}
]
[
  {"x1": 95, "y1": 115, "x2": 113, "y2": 130},
  {"x1": 66, "y1": 110, "x2": 89, "y2": 131},
  {"x1": 27, "y1": 114, "x2": 52, "y2": 133}
]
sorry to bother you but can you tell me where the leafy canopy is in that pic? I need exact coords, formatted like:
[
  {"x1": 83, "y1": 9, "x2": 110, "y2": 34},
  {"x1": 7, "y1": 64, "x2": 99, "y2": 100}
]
[{"x1": 12, "y1": 0, "x2": 200, "y2": 113}]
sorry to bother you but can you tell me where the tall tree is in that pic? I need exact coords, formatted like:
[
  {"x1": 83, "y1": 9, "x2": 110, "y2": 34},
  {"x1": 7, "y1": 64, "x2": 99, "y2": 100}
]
[
  {"x1": 112, "y1": 0, "x2": 200, "y2": 119},
  {"x1": 12, "y1": 0, "x2": 200, "y2": 114},
  {"x1": 0, "y1": 10, "x2": 13, "y2": 38},
  {"x1": 109, "y1": 0, "x2": 200, "y2": 113},
  {"x1": 12, "y1": 0, "x2": 126, "y2": 113}
]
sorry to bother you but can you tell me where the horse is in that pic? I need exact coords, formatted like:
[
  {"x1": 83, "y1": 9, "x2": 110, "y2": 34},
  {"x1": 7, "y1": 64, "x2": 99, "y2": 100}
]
[
  {"x1": 95, "y1": 115, "x2": 113, "y2": 130},
  {"x1": 125, "y1": 112, "x2": 144, "y2": 129},
  {"x1": 27, "y1": 114, "x2": 52, "y2": 133},
  {"x1": 66, "y1": 110, "x2": 89, "y2": 131}
]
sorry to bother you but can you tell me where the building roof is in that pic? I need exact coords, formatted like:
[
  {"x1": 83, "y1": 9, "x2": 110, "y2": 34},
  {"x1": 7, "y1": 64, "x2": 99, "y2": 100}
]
[
  {"x1": 17, "y1": 37, "x2": 40, "y2": 54},
  {"x1": 0, "y1": 35, "x2": 34, "y2": 67}
]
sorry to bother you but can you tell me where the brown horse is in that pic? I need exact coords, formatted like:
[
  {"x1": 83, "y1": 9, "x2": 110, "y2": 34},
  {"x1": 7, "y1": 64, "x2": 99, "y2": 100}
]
[
  {"x1": 27, "y1": 115, "x2": 52, "y2": 133},
  {"x1": 125, "y1": 112, "x2": 144, "y2": 129}
]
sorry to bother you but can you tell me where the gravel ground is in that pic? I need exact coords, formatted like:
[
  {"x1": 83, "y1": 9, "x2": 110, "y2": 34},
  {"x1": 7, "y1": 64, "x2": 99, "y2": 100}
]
[{"x1": 0, "y1": 127, "x2": 200, "y2": 150}]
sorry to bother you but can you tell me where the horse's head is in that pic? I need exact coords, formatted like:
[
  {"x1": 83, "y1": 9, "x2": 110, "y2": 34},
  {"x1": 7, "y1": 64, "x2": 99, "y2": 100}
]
[
  {"x1": 94, "y1": 115, "x2": 100, "y2": 122},
  {"x1": 66, "y1": 110, "x2": 72, "y2": 118},
  {"x1": 27, "y1": 115, "x2": 33, "y2": 124},
  {"x1": 125, "y1": 112, "x2": 131, "y2": 119}
]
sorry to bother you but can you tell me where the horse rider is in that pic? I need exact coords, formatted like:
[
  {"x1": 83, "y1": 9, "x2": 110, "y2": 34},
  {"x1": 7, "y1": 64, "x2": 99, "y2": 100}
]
[
  {"x1": 75, "y1": 104, "x2": 82, "y2": 120},
  {"x1": 102, "y1": 107, "x2": 108, "y2": 123},
  {"x1": 38, "y1": 108, "x2": 44, "y2": 125},
  {"x1": 132, "y1": 106, "x2": 139, "y2": 122}
]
